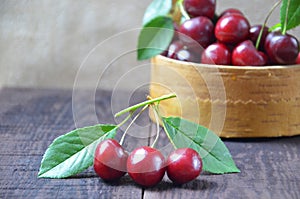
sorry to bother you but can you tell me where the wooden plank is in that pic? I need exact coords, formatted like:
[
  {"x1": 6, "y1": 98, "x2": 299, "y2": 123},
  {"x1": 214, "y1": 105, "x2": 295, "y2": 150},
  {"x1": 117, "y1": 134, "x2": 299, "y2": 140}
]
[
  {"x1": 1, "y1": 88, "x2": 300, "y2": 199},
  {"x1": 0, "y1": 88, "x2": 147, "y2": 199},
  {"x1": 144, "y1": 124, "x2": 300, "y2": 199}
]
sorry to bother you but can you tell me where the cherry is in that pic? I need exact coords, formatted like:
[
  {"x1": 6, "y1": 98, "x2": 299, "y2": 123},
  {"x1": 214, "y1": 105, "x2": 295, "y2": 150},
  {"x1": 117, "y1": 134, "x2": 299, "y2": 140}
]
[
  {"x1": 94, "y1": 139, "x2": 128, "y2": 181},
  {"x1": 174, "y1": 49, "x2": 200, "y2": 62},
  {"x1": 166, "y1": 148, "x2": 202, "y2": 184},
  {"x1": 201, "y1": 43, "x2": 231, "y2": 65},
  {"x1": 296, "y1": 53, "x2": 300, "y2": 64},
  {"x1": 249, "y1": 25, "x2": 269, "y2": 51},
  {"x1": 127, "y1": 146, "x2": 166, "y2": 187},
  {"x1": 259, "y1": 51, "x2": 269, "y2": 64},
  {"x1": 160, "y1": 50, "x2": 168, "y2": 56},
  {"x1": 179, "y1": 16, "x2": 214, "y2": 48},
  {"x1": 219, "y1": 8, "x2": 244, "y2": 18},
  {"x1": 167, "y1": 40, "x2": 202, "y2": 63},
  {"x1": 184, "y1": 0, "x2": 216, "y2": 19},
  {"x1": 167, "y1": 41, "x2": 184, "y2": 59},
  {"x1": 215, "y1": 14, "x2": 250, "y2": 44},
  {"x1": 232, "y1": 40, "x2": 267, "y2": 66},
  {"x1": 264, "y1": 31, "x2": 299, "y2": 65}
]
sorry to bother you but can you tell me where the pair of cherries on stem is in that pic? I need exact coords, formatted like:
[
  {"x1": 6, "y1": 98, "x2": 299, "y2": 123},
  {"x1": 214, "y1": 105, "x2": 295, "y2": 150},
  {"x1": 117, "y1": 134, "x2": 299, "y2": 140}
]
[{"x1": 93, "y1": 139, "x2": 202, "y2": 187}]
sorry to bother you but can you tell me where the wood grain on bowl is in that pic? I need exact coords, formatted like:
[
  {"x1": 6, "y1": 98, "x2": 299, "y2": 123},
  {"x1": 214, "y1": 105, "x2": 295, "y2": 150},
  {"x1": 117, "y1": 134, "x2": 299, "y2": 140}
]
[{"x1": 150, "y1": 55, "x2": 300, "y2": 138}]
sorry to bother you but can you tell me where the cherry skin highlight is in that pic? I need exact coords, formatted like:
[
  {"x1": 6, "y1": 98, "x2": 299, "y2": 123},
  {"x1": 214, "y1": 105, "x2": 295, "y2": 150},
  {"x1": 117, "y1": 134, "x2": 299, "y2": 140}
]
[
  {"x1": 167, "y1": 148, "x2": 202, "y2": 184},
  {"x1": 94, "y1": 139, "x2": 128, "y2": 181},
  {"x1": 167, "y1": 40, "x2": 202, "y2": 63},
  {"x1": 127, "y1": 146, "x2": 166, "y2": 187}
]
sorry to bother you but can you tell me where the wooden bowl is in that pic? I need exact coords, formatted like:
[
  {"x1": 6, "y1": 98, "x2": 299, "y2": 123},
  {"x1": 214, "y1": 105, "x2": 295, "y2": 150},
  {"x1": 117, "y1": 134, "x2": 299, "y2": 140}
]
[{"x1": 149, "y1": 55, "x2": 300, "y2": 138}]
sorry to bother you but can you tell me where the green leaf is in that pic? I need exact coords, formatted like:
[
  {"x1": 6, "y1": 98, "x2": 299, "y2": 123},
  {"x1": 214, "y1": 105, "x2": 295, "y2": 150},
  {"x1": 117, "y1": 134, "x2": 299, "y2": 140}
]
[
  {"x1": 137, "y1": 16, "x2": 174, "y2": 60},
  {"x1": 163, "y1": 117, "x2": 240, "y2": 174},
  {"x1": 269, "y1": 23, "x2": 282, "y2": 32},
  {"x1": 38, "y1": 124, "x2": 117, "y2": 178},
  {"x1": 142, "y1": 0, "x2": 172, "y2": 25},
  {"x1": 280, "y1": 0, "x2": 300, "y2": 34}
]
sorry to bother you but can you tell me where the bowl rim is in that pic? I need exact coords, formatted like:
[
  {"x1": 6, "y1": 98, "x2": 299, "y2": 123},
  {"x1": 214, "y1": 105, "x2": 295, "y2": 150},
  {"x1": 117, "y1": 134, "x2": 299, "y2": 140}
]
[{"x1": 155, "y1": 55, "x2": 300, "y2": 71}]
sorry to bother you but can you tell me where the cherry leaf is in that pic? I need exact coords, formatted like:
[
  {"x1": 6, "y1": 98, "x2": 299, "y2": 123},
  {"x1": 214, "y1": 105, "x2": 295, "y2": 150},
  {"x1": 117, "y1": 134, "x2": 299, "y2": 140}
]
[
  {"x1": 163, "y1": 117, "x2": 240, "y2": 174},
  {"x1": 280, "y1": 0, "x2": 300, "y2": 33},
  {"x1": 38, "y1": 124, "x2": 117, "y2": 178},
  {"x1": 137, "y1": 16, "x2": 174, "y2": 60},
  {"x1": 142, "y1": 0, "x2": 172, "y2": 25},
  {"x1": 269, "y1": 23, "x2": 282, "y2": 32}
]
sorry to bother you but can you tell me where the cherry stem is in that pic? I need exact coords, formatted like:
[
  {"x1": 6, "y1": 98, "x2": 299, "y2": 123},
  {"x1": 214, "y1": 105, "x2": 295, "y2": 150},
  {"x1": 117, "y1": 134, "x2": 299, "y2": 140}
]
[
  {"x1": 178, "y1": 0, "x2": 190, "y2": 20},
  {"x1": 282, "y1": 0, "x2": 290, "y2": 35},
  {"x1": 119, "y1": 105, "x2": 149, "y2": 146},
  {"x1": 150, "y1": 104, "x2": 161, "y2": 148},
  {"x1": 255, "y1": 0, "x2": 282, "y2": 49},
  {"x1": 114, "y1": 93, "x2": 176, "y2": 118}
]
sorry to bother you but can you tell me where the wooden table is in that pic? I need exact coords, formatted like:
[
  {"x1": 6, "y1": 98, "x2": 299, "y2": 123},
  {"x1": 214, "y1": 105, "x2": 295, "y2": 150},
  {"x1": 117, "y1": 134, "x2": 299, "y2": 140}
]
[{"x1": 0, "y1": 87, "x2": 299, "y2": 199}]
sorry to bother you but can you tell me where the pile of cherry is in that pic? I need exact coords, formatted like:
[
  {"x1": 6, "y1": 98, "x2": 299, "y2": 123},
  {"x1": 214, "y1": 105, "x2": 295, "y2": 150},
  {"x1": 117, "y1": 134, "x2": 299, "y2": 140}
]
[
  {"x1": 163, "y1": 0, "x2": 300, "y2": 66},
  {"x1": 93, "y1": 139, "x2": 203, "y2": 187}
]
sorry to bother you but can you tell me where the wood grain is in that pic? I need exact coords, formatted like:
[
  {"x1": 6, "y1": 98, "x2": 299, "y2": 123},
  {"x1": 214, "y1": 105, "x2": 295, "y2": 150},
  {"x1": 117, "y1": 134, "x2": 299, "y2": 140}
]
[
  {"x1": 145, "y1": 132, "x2": 300, "y2": 199},
  {"x1": 0, "y1": 88, "x2": 299, "y2": 199},
  {"x1": 0, "y1": 88, "x2": 145, "y2": 199}
]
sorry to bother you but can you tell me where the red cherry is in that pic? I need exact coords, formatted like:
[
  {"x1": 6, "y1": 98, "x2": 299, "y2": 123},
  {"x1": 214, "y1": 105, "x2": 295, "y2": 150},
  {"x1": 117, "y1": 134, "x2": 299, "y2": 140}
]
[
  {"x1": 184, "y1": 0, "x2": 216, "y2": 19},
  {"x1": 127, "y1": 146, "x2": 166, "y2": 187},
  {"x1": 174, "y1": 49, "x2": 200, "y2": 62},
  {"x1": 215, "y1": 14, "x2": 250, "y2": 44},
  {"x1": 296, "y1": 53, "x2": 300, "y2": 64},
  {"x1": 167, "y1": 40, "x2": 184, "y2": 59},
  {"x1": 201, "y1": 43, "x2": 231, "y2": 65},
  {"x1": 160, "y1": 50, "x2": 168, "y2": 56},
  {"x1": 219, "y1": 8, "x2": 244, "y2": 18},
  {"x1": 232, "y1": 40, "x2": 267, "y2": 66},
  {"x1": 94, "y1": 139, "x2": 128, "y2": 181},
  {"x1": 249, "y1": 25, "x2": 269, "y2": 51},
  {"x1": 167, "y1": 40, "x2": 202, "y2": 63},
  {"x1": 167, "y1": 148, "x2": 202, "y2": 184},
  {"x1": 179, "y1": 16, "x2": 214, "y2": 48},
  {"x1": 264, "y1": 31, "x2": 299, "y2": 65},
  {"x1": 258, "y1": 51, "x2": 269, "y2": 65}
]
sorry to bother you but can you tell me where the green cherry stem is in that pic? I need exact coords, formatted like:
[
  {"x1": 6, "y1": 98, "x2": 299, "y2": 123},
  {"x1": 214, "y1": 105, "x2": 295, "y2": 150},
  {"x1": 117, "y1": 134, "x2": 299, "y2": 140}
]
[
  {"x1": 114, "y1": 93, "x2": 176, "y2": 118},
  {"x1": 150, "y1": 104, "x2": 161, "y2": 148},
  {"x1": 119, "y1": 105, "x2": 149, "y2": 146},
  {"x1": 282, "y1": 0, "x2": 290, "y2": 35},
  {"x1": 178, "y1": 0, "x2": 190, "y2": 20},
  {"x1": 255, "y1": 0, "x2": 282, "y2": 49}
]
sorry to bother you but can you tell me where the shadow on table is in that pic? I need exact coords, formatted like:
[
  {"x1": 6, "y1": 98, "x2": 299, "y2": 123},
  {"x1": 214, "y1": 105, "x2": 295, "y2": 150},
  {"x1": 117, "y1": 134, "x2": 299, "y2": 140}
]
[
  {"x1": 68, "y1": 171, "x2": 218, "y2": 190},
  {"x1": 94, "y1": 176, "x2": 218, "y2": 191},
  {"x1": 146, "y1": 178, "x2": 218, "y2": 191}
]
